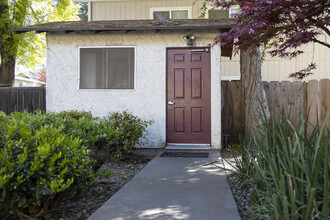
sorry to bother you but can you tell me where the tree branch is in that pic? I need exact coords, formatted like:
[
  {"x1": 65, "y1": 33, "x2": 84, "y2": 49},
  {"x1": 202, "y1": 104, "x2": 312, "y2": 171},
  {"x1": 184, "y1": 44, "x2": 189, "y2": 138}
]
[
  {"x1": 319, "y1": 26, "x2": 330, "y2": 37},
  {"x1": 312, "y1": 38, "x2": 330, "y2": 48},
  {"x1": 287, "y1": 12, "x2": 299, "y2": 32}
]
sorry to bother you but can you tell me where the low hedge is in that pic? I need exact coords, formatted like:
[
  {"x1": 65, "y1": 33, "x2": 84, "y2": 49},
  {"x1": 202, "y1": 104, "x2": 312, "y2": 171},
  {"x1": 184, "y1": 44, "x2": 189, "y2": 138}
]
[
  {"x1": 0, "y1": 111, "x2": 95, "y2": 216},
  {"x1": 0, "y1": 110, "x2": 151, "y2": 217}
]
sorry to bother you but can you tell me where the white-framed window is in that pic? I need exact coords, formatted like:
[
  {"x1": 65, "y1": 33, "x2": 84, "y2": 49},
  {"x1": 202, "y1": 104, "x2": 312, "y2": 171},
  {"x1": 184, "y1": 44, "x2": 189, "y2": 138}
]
[
  {"x1": 72, "y1": 0, "x2": 92, "y2": 21},
  {"x1": 78, "y1": 47, "x2": 135, "y2": 89},
  {"x1": 205, "y1": 6, "x2": 240, "y2": 19},
  {"x1": 149, "y1": 7, "x2": 192, "y2": 20}
]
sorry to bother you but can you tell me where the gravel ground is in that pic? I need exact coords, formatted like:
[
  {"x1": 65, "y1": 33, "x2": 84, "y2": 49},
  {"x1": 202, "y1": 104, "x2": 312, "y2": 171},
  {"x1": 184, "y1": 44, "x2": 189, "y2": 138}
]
[
  {"x1": 227, "y1": 173, "x2": 253, "y2": 220},
  {"x1": 220, "y1": 145, "x2": 253, "y2": 220},
  {"x1": 5, "y1": 154, "x2": 152, "y2": 220}
]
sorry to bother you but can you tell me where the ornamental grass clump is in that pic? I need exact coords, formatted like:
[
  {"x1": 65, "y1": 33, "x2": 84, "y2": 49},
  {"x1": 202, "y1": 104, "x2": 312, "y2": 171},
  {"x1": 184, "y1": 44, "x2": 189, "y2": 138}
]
[{"x1": 234, "y1": 110, "x2": 329, "y2": 219}]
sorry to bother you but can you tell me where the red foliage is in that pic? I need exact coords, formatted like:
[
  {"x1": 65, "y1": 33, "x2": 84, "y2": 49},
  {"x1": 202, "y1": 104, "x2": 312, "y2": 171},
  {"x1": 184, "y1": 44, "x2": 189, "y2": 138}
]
[
  {"x1": 36, "y1": 69, "x2": 46, "y2": 83},
  {"x1": 212, "y1": 0, "x2": 330, "y2": 78}
]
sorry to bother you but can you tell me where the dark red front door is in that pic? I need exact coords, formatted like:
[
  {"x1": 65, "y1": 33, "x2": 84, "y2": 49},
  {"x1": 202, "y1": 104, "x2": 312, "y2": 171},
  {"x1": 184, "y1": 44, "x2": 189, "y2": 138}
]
[{"x1": 166, "y1": 48, "x2": 211, "y2": 144}]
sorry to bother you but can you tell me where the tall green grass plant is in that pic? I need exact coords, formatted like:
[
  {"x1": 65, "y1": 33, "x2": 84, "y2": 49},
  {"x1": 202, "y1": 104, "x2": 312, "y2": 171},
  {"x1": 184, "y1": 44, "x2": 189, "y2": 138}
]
[{"x1": 232, "y1": 109, "x2": 329, "y2": 219}]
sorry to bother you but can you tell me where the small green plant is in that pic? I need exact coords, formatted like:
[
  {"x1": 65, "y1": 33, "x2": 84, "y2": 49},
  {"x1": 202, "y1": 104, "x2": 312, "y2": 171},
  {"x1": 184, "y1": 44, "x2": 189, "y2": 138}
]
[
  {"x1": 97, "y1": 168, "x2": 115, "y2": 179},
  {"x1": 100, "y1": 111, "x2": 153, "y2": 160},
  {"x1": 224, "y1": 140, "x2": 256, "y2": 184}
]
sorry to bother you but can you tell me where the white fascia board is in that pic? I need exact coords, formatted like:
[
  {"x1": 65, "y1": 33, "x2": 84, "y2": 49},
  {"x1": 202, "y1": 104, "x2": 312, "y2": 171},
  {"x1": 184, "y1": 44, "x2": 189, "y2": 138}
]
[{"x1": 221, "y1": 76, "x2": 241, "y2": 81}]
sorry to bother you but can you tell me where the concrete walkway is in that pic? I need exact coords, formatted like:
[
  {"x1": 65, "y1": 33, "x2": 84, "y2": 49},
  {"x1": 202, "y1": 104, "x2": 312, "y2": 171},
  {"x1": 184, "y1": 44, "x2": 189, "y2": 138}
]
[{"x1": 88, "y1": 153, "x2": 240, "y2": 220}]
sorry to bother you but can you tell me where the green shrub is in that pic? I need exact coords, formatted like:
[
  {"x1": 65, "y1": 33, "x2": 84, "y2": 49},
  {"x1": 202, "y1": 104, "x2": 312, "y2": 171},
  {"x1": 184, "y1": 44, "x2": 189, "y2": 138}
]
[
  {"x1": 0, "y1": 110, "x2": 152, "y2": 216},
  {"x1": 234, "y1": 109, "x2": 330, "y2": 219},
  {"x1": 57, "y1": 110, "x2": 93, "y2": 120},
  {"x1": 99, "y1": 111, "x2": 153, "y2": 160},
  {"x1": 0, "y1": 111, "x2": 95, "y2": 215}
]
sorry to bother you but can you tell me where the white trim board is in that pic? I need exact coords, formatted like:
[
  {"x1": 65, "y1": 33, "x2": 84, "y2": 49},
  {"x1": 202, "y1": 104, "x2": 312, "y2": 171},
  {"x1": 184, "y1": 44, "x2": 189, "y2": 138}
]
[{"x1": 221, "y1": 76, "x2": 241, "y2": 81}]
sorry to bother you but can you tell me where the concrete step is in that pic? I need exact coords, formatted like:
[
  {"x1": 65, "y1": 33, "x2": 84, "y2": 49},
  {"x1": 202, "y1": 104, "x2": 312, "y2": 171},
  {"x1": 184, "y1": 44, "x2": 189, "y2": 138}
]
[{"x1": 165, "y1": 144, "x2": 211, "y2": 151}]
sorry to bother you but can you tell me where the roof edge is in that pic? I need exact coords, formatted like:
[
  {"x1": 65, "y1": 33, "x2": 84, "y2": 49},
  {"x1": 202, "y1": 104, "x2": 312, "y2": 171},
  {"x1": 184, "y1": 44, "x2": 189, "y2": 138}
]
[{"x1": 13, "y1": 19, "x2": 235, "y2": 34}]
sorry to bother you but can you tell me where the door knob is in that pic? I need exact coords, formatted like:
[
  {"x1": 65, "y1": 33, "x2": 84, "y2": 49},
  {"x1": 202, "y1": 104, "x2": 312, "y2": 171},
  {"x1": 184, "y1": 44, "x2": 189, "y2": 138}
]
[{"x1": 168, "y1": 101, "x2": 175, "y2": 105}]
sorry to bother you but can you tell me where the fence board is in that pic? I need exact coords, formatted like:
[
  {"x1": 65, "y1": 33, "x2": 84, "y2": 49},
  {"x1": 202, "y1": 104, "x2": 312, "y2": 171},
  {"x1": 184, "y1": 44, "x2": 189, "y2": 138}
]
[
  {"x1": 290, "y1": 81, "x2": 306, "y2": 128},
  {"x1": 307, "y1": 80, "x2": 319, "y2": 133},
  {"x1": 0, "y1": 87, "x2": 46, "y2": 114},
  {"x1": 223, "y1": 79, "x2": 328, "y2": 144},
  {"x1": 221, "y1": 81, "x2": 245, "y2": 144},
  {"x1": 318, "y1": 79, "x2": 330, "y2": 129},
  {"x1": 267, "y1": 81, "x2": 281, "y2": 121}
]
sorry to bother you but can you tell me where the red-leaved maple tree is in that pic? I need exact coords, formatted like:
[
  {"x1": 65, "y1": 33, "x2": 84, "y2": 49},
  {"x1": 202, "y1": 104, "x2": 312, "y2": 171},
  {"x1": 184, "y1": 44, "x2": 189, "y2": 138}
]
[{"x1": 213, "y1": 0, "x2": 330, "y2": 79}]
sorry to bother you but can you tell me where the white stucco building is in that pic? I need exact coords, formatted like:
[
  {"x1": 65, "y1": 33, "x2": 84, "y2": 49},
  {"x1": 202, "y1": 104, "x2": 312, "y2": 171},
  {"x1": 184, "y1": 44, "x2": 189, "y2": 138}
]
[{"x1": 15, "y1": 19, "x2": 235, "y2": 149}]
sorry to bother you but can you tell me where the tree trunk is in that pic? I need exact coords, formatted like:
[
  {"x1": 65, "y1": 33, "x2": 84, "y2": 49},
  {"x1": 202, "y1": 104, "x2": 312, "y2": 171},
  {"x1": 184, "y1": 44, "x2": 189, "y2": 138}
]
[
  {"x1": 240, "y1": 47, "x2": 270, "y2": 137},
  {"x1": 0, "y1": 0, "x2": 16, "y2": 87},
  {"x1": 0, "y1": 52, "x2": 15, "y2": 87}
]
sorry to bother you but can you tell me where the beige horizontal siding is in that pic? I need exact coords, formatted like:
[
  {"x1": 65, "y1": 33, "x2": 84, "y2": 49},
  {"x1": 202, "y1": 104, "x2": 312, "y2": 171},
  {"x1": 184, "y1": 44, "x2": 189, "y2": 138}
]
[
  {"x1": 92, "y1": 0, "x2": 205, "y2": 21},
  {"x1": 221, "y1": 36, "x2": 330, "y2": 81}
]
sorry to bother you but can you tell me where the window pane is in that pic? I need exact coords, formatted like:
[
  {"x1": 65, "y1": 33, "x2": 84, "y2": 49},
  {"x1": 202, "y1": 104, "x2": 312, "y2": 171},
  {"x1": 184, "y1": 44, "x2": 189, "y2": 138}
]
[
  {"x1": 230, "y1": 8, "x2": 240, "y2": 18},
  {"x1": 172, "y1": 10, "x2": 188, "y2": 19},
  {"x1": 208, "y1": 9, "x2": 229, "y2": 19},
  {"x1": 75, "y1": 2, "x2": 88, "y2": 21},
  {"x1": 80, "y1": 48, "x2": 134, "y2": 89},
  {"x1": 153, "y1": 11, "x2": 170, "y2": 20}
]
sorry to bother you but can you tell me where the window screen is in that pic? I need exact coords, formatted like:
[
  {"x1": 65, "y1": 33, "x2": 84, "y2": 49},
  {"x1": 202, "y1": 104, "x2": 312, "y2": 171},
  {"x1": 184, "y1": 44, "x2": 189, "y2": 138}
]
[
  {"x1": 80, "y1": 48, "x2": 134, "y2": 89},
  {"x1": 153, "y1": 11, "x2": 170, "y2": 20},
  {"x1": 208, "y1": 9, "x2": 229, "y2": 19},
  {"x1": 230, "y1": 8, "x2": 240, "y2": 18},
  {"x1": 172, "y1": 10, "x2": 188, "y2": 19}
]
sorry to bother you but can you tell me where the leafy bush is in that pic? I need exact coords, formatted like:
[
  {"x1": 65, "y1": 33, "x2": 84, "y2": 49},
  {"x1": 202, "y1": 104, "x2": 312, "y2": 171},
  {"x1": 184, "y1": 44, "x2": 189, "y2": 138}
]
[
  {"x1": 53, "y1": 110, "x2": 152, "y2": 160},
  {"x1": 0, "y1": 111, "x2": 95, "y2": 216},
  {"x1": 0, "y1": 110, "x2": 152, "y2": 216},
  {"x1": 233, "y1": 109, "x2": 329, "y2": 219},
  {"x1": 57, "y1": 110, "x2": 92, "y2": 120},
  {"x1": 98, "y1": 111, "x2": 153, "y2": 160}
]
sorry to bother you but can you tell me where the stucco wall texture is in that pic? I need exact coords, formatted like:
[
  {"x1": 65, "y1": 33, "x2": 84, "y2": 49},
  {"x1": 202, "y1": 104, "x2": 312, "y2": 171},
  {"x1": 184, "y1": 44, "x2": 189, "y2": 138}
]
[{"x1": 46, "y1": 31, "x2": 222, "y2": 149}]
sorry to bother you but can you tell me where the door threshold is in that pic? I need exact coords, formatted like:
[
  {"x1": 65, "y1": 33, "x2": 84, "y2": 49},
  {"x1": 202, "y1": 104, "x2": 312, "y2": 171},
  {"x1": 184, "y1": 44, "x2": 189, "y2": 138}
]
[{"x1": 166, "y1": 144, "x2": 211, "y2": 151}]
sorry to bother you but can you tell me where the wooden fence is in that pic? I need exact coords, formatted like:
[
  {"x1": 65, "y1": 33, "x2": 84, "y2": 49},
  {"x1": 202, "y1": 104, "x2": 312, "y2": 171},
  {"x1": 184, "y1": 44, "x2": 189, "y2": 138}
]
[
  {"x1": 0, "y1": 87, "x2": 46, "y2": 114},
  {"x1": 222, "y1": 79, "x2": 330, "y2": 144}
]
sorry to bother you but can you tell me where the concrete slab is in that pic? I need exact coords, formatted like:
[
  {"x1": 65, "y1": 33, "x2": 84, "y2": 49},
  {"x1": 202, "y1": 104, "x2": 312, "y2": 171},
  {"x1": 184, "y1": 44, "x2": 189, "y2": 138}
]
[{"x1": 88, "y1": 157, "x2": 240, "y2": 220}]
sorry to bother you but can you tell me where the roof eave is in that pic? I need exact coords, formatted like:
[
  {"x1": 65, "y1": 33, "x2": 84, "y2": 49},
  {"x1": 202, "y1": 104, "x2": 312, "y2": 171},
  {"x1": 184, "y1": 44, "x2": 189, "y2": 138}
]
[
  {"x1": 14, "y1": 27, "x2": 234, "y2": 34},
  {"x1": 13, "y1": 19, "x2": 235, "y2": 34}
]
